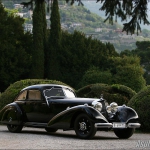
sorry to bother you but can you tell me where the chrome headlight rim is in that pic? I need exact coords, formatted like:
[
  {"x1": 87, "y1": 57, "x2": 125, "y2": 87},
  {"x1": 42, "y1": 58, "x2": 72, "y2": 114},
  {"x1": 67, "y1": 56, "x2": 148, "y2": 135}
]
[
  {"x1": 92, "y1": 101, "x2": 102, "y2": 112},
  {"x1": 106, "y1": 102, "x2": 118, "y2": 113}
]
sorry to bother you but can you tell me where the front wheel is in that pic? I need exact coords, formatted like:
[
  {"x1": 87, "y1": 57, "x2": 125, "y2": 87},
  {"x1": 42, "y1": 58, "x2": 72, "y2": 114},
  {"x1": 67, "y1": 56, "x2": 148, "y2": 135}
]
[
  {"x1": 7, "y1": 124, "x2": 23, "y2": 133},
  {"x1": 74, "y1": 113, "x2": 97, "y2": 139},
  {"x1": 114, "y1": 128, "x2": 135, "y2": 139}
]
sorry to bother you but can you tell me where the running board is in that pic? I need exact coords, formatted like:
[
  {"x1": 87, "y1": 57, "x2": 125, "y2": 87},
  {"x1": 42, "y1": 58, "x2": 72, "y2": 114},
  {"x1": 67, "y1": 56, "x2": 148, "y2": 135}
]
[{"x1": 24, "y1": 122, "x2": 47, "y2": 128}]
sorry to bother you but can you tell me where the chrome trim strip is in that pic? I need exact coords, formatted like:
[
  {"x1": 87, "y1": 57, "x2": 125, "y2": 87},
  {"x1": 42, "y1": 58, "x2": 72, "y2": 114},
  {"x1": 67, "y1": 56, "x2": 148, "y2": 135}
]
[
  {"x1": 95, "y1": 123, "x2": 112, "y2": 128},
  {"x1": 127, "y1": 123, "x2": 141, "y2": 128}
]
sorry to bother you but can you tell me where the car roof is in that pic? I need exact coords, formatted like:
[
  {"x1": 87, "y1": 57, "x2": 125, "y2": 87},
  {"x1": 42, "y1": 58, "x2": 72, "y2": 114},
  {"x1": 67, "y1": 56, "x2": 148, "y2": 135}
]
[{"x1": 21, "y1": 84, "x2": 73, "y2": 91}]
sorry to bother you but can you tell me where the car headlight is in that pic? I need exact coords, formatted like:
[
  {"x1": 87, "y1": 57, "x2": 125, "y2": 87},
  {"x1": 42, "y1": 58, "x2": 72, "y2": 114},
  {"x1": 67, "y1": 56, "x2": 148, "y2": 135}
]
[
  {"x1": 106, "y1": 106, "x2": 112, "y2": 113},
  {"x1": 106, "y1": 102, "x2": 118, "y2": 113},
  {"x1": 92, "y1": 101, "x2": 102, "y2": 112}
]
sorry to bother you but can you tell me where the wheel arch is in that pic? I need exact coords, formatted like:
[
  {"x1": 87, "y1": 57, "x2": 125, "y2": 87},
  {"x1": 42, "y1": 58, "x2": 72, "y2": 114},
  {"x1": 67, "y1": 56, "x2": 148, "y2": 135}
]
[
  {"x1": 48, "y1": 105, "x2": 108, "y2": 129},
  {"x1": 0, "y1": 102, "x2": 23, "y2": 125},
  {"x1": 117, "y1": 105, "x2": 139, "y2": 123}
]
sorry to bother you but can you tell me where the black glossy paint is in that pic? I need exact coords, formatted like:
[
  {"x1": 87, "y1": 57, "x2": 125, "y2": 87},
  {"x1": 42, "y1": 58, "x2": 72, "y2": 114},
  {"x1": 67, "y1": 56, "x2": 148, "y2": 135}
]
[
  {"x1": 47, "y1": 105, "x2": 108, "y2": 129},
  {"x1": 0, "y1": 84, "x2": 140, "y2": 132},
  {"x1": 116, "y1": 106, "x2": 139, "y2": 123}
]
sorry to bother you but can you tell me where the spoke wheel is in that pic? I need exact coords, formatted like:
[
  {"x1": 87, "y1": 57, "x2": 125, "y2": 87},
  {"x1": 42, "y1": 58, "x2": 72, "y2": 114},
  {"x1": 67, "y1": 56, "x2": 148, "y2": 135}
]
[
  {"x1": 114, "y1": 128, "x2": 135, "y2": 139},
  {"x1": 45, "y1": 128, "x2": 58, "y2": 133},
  {"x1": 7, "y1": 124, "x2": 23, "y2": 133},
  {"x1": 74, "y1": 114, "x2": 96, "y2": 139}
]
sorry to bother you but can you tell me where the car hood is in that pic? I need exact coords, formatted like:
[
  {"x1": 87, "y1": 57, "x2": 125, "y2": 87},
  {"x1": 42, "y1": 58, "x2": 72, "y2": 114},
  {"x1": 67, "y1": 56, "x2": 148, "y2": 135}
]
[{"x1": 47, "y1": 97, "x2": 100, "y2": 105}]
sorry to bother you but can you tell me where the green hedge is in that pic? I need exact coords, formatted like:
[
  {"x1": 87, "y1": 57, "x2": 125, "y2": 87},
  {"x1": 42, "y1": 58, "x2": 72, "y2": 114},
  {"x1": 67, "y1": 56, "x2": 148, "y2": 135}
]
[
  {"x1": 77, "y1": 83, "x2": 136, "y2": 105},
  {"x1": 128, "y1": 86, "x2": 150, "y2": 132},
  {"x1": 0, "y1": 79, "x2": 70, "y2": 110}
]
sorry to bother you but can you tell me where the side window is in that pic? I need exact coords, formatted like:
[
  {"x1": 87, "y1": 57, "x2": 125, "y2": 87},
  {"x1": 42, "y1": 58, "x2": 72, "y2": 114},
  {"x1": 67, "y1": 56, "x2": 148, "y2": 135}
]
[
  {"x1": 16, "y1": 90, "x2": 27, "y2": 101},
  {"x1": 28, "y1": 90, "x2": 41, "y2": 100}
]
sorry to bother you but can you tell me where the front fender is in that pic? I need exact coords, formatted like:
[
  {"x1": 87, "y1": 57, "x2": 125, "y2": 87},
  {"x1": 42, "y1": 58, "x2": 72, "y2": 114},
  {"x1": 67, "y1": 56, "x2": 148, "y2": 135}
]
[
  {"x1": 0, "y1": 102, "x2": 23, "y2": 125},
  {"x1": 47, "y1": 105, "x2": 108, "y2": 129},
  {"x1": 116, "y1": 105, "x2": 139, "y2": 123}
]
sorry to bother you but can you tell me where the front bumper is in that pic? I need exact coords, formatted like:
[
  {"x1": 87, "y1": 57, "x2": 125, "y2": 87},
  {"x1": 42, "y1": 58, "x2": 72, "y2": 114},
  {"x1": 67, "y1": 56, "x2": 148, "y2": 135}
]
[
  {"x1": 95, "y1": 122, "x2": 141, "y2": 129},
  {"x1": 127, "y1": 123, "x2": 141, "y2": 128},
  {"x1": 95, "y1": 123, "x2": 112, "y2": 128}
]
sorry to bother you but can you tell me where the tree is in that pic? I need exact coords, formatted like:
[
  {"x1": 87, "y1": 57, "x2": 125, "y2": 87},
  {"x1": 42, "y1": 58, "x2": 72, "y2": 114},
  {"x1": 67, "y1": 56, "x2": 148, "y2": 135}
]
[
  {"x1": 79, "y1": 66, "x2": 112, "y2": 87},
  {"x1": 132, "y1": 41, "x2": 150, "y2": 85},
  {"x1": 30, "y1": 0, "x2": 46, "y2": 78},
  {"x1": 59, "y1": 30, "x2": 119, "y2": 88},
  {"x1": 108, "y1": 56, "x2": 146, "y2": 92},
  {"x1": 46, "y1": 0, "x2": 61, "y2": 79},
  {"x1": 0, "y1": 2, "x2": 32, "y2": 92},
  {"x1": 97, "y1": 0, "x2": 150, "y2": 35},
  {"x1": 23, "y1": 0, "x2": 150, "y2": 35},
  {"x1": 105, "y1": 42, "x2": 119, "y2": 57}
]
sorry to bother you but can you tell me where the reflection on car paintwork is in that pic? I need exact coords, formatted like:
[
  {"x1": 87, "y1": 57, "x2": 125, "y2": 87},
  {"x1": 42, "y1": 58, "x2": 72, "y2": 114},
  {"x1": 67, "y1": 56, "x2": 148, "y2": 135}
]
[{"x1": 0, "y1": 84, "x2": 141, "y2": 139}]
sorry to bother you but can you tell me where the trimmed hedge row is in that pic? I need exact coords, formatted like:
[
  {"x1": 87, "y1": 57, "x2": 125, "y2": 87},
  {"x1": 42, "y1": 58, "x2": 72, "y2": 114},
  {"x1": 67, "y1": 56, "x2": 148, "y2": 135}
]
[
  {"x1": 128, "y1": 86, "x2": 150, "y2": 132},
  {"x1": 0, "y1": 79, "x2": 69, "y2": 110},
  {"x1": 76, "y1": 83, "x2": 136, "y2": 105}
]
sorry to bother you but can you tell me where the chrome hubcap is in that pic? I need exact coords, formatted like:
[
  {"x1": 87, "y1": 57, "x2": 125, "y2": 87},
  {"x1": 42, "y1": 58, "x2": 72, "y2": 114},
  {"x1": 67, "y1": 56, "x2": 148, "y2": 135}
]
[{"x1": 79, "y1": 122, "x2": 87, "y2": 131}]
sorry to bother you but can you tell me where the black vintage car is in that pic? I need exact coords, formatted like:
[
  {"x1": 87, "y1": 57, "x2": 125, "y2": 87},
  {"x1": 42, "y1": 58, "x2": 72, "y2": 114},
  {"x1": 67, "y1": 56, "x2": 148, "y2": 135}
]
[{"x1": 0, "y1": 84, "x2": 140, "y2": 139}]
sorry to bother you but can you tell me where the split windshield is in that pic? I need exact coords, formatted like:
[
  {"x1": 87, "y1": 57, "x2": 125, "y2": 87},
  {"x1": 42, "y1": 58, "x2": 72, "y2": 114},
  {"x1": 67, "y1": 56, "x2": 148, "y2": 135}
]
[{"x1": 43, "y1": 87, "x2": 76, "y2": 98}]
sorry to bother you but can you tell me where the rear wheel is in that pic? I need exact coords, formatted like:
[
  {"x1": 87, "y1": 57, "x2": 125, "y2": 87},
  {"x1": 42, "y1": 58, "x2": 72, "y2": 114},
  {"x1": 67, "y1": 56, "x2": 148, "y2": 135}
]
[
  {"x1": 7, "y1": 124, "x2": 23, "y2": 133},
  {"x1": 114, "y1": 128, "x2": 135, "y2": 139},
  {"x1": 74, "y1": 113, "x2": 96, "y2": 139},
  {"x1": 45, "y1": 128, "x2": 58, "y2": 133}
]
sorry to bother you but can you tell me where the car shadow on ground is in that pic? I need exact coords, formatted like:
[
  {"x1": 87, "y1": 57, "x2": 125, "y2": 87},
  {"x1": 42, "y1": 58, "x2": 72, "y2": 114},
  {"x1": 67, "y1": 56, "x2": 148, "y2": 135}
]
[
  {"x1": 1, "y1": 127, "x2": 118, "y2": 140},
  {"x1": 0, "y1": 125, "x2": 117, "y2": 140}
]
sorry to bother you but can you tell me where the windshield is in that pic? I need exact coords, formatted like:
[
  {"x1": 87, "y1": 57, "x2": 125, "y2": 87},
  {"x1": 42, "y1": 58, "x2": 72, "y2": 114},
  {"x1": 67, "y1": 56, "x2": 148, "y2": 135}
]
[
  {"x1": 43, "y1": 87, "x2": 75, "y2": 98},
  {"x1": 44, "y1": 88, "x2": 64, "y2": 98},
  {"x1": 63, "y1": 88, "x2": 76, "y2": 98}
]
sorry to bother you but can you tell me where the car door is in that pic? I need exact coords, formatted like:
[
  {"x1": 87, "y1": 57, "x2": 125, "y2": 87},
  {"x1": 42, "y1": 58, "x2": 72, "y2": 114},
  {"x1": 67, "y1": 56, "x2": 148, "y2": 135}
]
[
  {"x1": 16, "y1": 89, "x2": 53, "y2": 123},
  {"x1": 25, "y1": 89, "x2": 54, "y2": 123},
  {"x1": 44, "y1": 87, "x2": 69, "y2": 114}
]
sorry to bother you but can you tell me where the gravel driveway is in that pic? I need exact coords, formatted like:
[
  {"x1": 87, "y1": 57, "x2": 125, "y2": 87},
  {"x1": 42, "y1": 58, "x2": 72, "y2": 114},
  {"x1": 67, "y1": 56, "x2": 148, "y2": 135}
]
[{"x1": 0, "y1": 125, "x2": 150, "y2": 149}]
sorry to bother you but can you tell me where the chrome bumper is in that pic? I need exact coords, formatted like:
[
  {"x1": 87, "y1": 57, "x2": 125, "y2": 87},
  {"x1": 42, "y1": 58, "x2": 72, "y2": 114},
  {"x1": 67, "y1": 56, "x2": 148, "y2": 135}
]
[
  {"x1": 127, "y1": 123, "x2": 141, "y2": 128},
  {"x1": 95, "y1": 123, "x2": 141, "y2": 128},
  {"x1": 95, "y1": 123, "x2": 112, "y2": 128}
]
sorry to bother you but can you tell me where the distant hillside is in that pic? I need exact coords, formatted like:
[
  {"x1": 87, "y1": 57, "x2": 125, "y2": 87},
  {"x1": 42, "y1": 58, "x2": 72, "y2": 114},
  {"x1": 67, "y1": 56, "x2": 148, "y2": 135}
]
[
  {"x1": 2, "y1": 0, "x2": 150, "y2": 52},
  {"x1": 2, "y1": 0, "x2": 29, "y2": 8},
  {"x1": 59, "y1": 5, "x2": 121, "y2": 33}
]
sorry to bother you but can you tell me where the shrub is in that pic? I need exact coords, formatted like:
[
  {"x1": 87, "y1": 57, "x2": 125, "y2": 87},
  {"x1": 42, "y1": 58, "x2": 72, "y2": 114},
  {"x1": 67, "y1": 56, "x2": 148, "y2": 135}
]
[
  {"x1": 0, "y1": 79, "x2": 70, "y2": 110},
  {"x1": 128, "y1": 86, "x2": 150, "y2": 132},
  {"x1": 77, "y1": 83, "x2": 136, "y2": 105},
  {"x1": 78, "y1": 67, "x2": 112, "y2": 88}
]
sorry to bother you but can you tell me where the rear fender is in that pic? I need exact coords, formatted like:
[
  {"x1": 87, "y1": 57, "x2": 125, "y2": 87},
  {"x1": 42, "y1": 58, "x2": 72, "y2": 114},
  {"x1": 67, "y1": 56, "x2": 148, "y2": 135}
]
[
  {"x1": 116, "y1": 105, "x2": 139, "y2": 123},
  {"x1": 0, "y1": 102, "x2": 23, "y2": 125},
  {"x1": 47, "y1": 105, "x2": 108, "y2": 129}
]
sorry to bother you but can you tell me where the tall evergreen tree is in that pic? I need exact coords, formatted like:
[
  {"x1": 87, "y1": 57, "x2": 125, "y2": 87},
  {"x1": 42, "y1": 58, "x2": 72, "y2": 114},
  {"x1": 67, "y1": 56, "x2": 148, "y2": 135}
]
[
  {"x1": 30, "y1": 0, "x2": 46, "y2": 78},
  {"x1": 0, "y1": 2, "x2": 32, "y2": 92},
  {"x1": 46, "y1": 0, "x2": 61, "y2": 79}
]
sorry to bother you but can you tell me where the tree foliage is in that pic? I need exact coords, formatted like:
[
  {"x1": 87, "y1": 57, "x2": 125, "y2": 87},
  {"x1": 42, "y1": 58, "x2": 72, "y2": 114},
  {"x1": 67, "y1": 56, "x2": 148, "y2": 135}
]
[
  {"x1": 128, "y1": 85, "x2": 150, "y2": 131},
  {"x1": 22, "y1": 0, "x2": 150, "y2": 35},
  {"x1": 30, "y1": 0, "x2": 46, "y2": 78},
  {"x1": 46, "y1": 0, "x2": 61, "y2": 79},
  {"x1": 76, "y1": 83, "x2": 136, "y2": 105},
  {"x1": 108, "y1": 56, "x2": 146, "y2": 92},
  {"x1": 79, "y1": 66, "x2": 113, "y2": 87},
  {"x1": 0, "y1": 2, "x2": 32, "y2": 92},
  {"x1": 59, "y1": 30, "x2": 118, "y2": 88},
  {"x1": 99, "y1": 0, "x2": 149, "y2": 34},
  {"x1": 120, "y1": 41, "x2": 150, "y2": 85}
]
